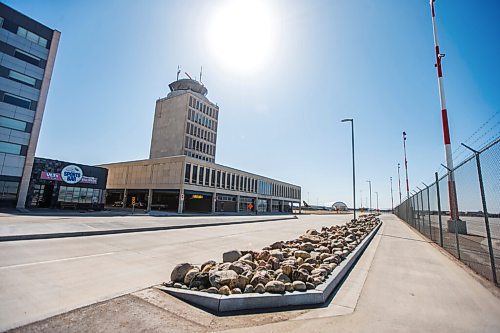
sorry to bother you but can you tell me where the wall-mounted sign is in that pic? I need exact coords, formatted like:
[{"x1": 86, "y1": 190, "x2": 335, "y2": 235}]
[
  {"x1": 192, "y1": 194, "x2": 204, "y2": 199},
  {"x1": 61, "y1": 165, "x2": 83, "y2": 184},
  {"x1": 41, "y1": 171, "x2": 62, "y2": 181},
  {"x1": 41, "y1": 165, "x2": 99, "y2": 185}
]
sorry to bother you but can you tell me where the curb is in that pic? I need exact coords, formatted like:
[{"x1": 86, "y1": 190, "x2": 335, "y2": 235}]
[
  {"x1": 0, "y1": 216, "x2": 298, "y2": 242},
  {"x1": 161, "y1": 221, "x2": 382, "y2": 314}
]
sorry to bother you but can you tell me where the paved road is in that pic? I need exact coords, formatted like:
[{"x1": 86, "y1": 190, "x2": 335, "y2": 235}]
[
  {"x1": 0, "y1": 212, "x2": 297, "y2": 238},
  {"x1": 0, "y1": 214, "x2": 350, "y2": 331}
]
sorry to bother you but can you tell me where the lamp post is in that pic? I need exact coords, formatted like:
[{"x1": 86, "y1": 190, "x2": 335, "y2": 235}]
[
  {"x1": 397, "y1": 163, "x2": 402, "y2": 204},
  {"x1": 342, "y1": 118, "x2": 356, "y2": 221},
  {"x1": 366, "y1": 180, "x2": 372, "y2": 212},
  {"x1": 403, "y1": 132, "x2": 410, "y2": 200},
  {"x1": 390, "y1": 177, "x2": 394, "y2": 212},
  {"x1": 375, "y1": 191, "x2": 379, "y2": 211}
]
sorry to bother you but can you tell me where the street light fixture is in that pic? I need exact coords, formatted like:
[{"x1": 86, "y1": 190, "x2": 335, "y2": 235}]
[{"x1": 342, "y1": 118, "x2": 356, "y2": 221}]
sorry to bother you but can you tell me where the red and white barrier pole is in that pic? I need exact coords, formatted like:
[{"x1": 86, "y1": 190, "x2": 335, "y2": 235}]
[{"x1": 430, "y1": 0, "x2": 459, "y2": 221}]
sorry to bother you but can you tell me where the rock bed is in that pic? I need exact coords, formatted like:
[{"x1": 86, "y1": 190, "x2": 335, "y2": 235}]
[{"x1": 164, "y1": 214, "x2": 380, "y2": 296}]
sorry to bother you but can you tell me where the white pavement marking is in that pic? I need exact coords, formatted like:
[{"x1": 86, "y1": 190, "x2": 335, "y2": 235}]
[{"x1": 0, "y1": 252, "x2": 117, "y2": 270}]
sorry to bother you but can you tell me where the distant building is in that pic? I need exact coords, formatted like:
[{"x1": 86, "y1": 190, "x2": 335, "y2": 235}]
[
  {"x1": 101, "y1": 78, "x2": 301, "y2": 214},
  {"x1": 150, "y1": 79, "x2": 218, "y2": 163},
  {"x1": 0, "y1": 3, "x2": 60, "y2": 208},
  {"x1": 332, "y1": 201, "x2": 348, "y2": 211}
]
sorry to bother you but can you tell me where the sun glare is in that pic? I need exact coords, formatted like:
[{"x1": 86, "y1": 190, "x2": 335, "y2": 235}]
[{"x1": 207, "y1": 0, "x2": 274, "y2": 74}]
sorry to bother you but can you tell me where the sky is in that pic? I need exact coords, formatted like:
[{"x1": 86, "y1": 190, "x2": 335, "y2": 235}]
[{"x1": 4, "y1": 0, "x2": 500, "y2": 210}]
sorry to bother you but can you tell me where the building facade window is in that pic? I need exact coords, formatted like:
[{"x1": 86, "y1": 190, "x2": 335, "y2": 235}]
[
  {"x1": 198, "y1": 166, "x2": 204, "y2": 185},
  {"x1": 191, "y1": 165, "x2": 198, "y2": 184},
  {"x1": 17, "y1": 26, "x2": 48, "y2": 48},
  {"x1": 205, "y1": 168, "x2": 210, "y2": 186},
  {"x1": 13, "y1": 49, "x2": 41, "y2": 67},
  {"x1": 0, "y1": 141, "x2": 22, "y2": 154},
  {"x1": 0, "y1": 116, "x2": 27, "y2": 131},
  {"x1": 3, "y1": 93, "x2": 31, "y2": 109},
  {"x1": 8, "y1": 70, "x2": 37, "y2": 87},
  {"x1": 184, "y1": 163, "x2": 191, "y2": 183}
]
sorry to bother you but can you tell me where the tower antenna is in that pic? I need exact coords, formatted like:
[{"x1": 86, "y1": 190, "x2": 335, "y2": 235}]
[
  {"x1": 176, "y1": 65, "x2": 181, "y2": 81},
  {"x1": 200, "y1": 66, "x2": 203, "y2": 84},
  {"x1": 429, "y1": 0, "x2": 460, "y2": 223}
]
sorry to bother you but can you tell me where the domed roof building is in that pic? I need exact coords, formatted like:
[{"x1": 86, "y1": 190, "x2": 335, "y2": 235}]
[{"x1": 332, "y1": 201, "x2": 348, "y2": 211}]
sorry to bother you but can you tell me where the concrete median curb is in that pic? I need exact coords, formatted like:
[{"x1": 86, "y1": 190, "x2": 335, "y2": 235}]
[
  {"x1": 161, "y1": 221, "x2": 382, "y2": 314},
  {"x1": 0, "y1": 216, "x2": 298, "y2": 242}
]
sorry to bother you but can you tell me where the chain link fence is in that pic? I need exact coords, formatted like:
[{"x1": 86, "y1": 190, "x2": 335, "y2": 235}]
[{"x1": 394, "y1": 138, "x2": 499, "y2": 286}]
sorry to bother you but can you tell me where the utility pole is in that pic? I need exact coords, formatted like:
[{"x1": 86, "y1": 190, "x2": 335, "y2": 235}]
[
  {"x1": 341, "y1": 118, "x2": 356, "y2": 221},
  {"x1": 397, "y1": 163, "x2": 402, "y2": 204},
  {"x1": 366, "y1": 180, "x2": 372, "y2": 212},
  {"x1": 429, "y1": 0, "x2": 460, "y2": 223},
  {"x1": 403, "y1": 132, "x2": 410, "y2": 200},
  {"x1": 390, "y1": 177, "x2": 394, "y2": 212}
]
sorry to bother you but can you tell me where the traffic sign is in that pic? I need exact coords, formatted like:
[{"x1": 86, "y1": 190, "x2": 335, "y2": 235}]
[
  {"x1": 247, "y1": 203, "x2": 254, "y2": 210},
  {"x1": 180, "y1": 194, "x2": 185, "y2": 201},
  {"x1": 131, "y1": 197, "x2": 136, "y2": 205}
]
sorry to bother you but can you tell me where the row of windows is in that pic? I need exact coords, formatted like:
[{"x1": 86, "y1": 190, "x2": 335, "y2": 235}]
[
  {"x1": 184, "y1": 163, "x2": 300, "y2": 199},
  {"x1": 13, "y1": 48, "x2": 42, "y2": 67},
  {"x1": 189, "y1": 96, "x2": 218, "y2": 120},
  {"x1": 17, "y1": 26, "x2": 48, "y2": 48},
  {"x1": 2, "y1": 92, "x2": 34, "y2": 110},
  {"x1": 0, "y1": 140, "x2": 22, "y2": 155},
  {"x1": 184, "y1": 151, "x2": 214, "y2": 163},
  {"x1": 0, "y1": 180, "x2": 19, "y2": 200},
  {"x1": 0, "y1": 115, "x2": 28, "y2": 132},
  {"x1": 185, "y1": 136, "x2": 215, "y2": 156},
  {"x1": 8, "y1": 69, "x2": 37, "y2": 87},
  {"x1": 186, "y1": 121, "x2": 216, "y2": 144},
  {"x1": 187, "y1": 108, "x2": 216, "y2": 131},
  {"x1": 57, "y1": 186, "x2": 104, "y2": 204}
]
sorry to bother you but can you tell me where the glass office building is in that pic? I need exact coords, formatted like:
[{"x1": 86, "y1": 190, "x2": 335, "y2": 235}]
[{"x1": 0, "y1": 3, "x2": 60, "y2": 207}]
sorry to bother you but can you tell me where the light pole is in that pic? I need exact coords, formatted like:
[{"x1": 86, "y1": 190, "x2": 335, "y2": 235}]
[
  {"x1": 342, "y1": 118, "x2": 356, "y2": 221},
  {"x1": 375, "y1": 191, "x2": 379, "y2": 211},
  {"x1": 366, "y1": 180, "x2": 372, "y2": 212},
  {"x1": 397, "y1": 163, "x2": 402, "y2": 204},
  {"x1": 403, "y1": 132, "x2": 410, "y2": 200},
  {"x1": 390, "y1": 177, "x2": 394, "y2": 212}
]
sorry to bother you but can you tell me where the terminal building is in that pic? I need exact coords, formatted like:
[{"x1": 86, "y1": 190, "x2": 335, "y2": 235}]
[{"x1": 100, "y1": 78, "x2": 301, "y2": 213}]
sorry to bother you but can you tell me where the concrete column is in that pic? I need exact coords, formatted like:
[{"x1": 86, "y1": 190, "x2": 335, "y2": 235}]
[
  {"x1": 122, "y1": 189, "x2": 128, "y2": 209},
  {"x1": 236, "y1": 195, "x2": 240, "y2": 213},
  {"x1": 281, "y1": 200, "x2": 285, "y2": 213},
  {"x1": 147, "y1": 189, "x2": 152, "y2": 212},
  {"x1": 269, "y1": 199, "x2": 273, "y2": 213},
  {"x1": 178, "y1": 189, "x2": 184, "y2": 214},
  {"x1": 16, "y1": 31, "x2": 61, "y2": 209},
  {"x1": 212, "y1": 192, "x2": 217, "y2": 213}
]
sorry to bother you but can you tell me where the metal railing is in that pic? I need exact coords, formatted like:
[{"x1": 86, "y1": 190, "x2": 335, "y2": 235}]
[{"x1": 394, "y1": 138, "x2": 500, "y2": 286}]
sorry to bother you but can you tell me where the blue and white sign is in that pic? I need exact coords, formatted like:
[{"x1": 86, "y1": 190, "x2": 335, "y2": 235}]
[{"x1": 61, "y1": 165, "x2": 83, "y2": 184}]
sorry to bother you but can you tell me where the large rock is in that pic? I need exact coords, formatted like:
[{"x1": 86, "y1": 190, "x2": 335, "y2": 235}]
[
  {"x1": 276, "y1": 272, "x2": 291, "y2": 284},
  {"x1": 201, "y1": 260, "x2": 216, "y2": 271},
  {"x1": 209, "y1": 270, "x2": 238, "y2": 289},
  {"x1": 183, "y1": 268, "x2": 200, "y2": 285},
  {"x1": 281, "y1": 264, "x2": 294, "y2": 276},
  {"x1": 292, "y1": 269, "x2": 309, "y2": 282},
  {"x1": 223, "y1": 250, "x2": 242, "y2": 263},
  {"x1": 218, "y1": 285, "x2": 231, "y2": 295},
  {"x1": 292, "y1": 280, "x2": 306, "y2": 292},
  {"x1": 229, "y1": 261, "x2": 252, "y2": 275},
  {"x1": 299, "y1": 242, "x2": 315, "y2": 252},
  {"x1": 171, "y1": 263, "x2": 194, "y2": 283},
  {"x1": 294, "y1": 251, "x2": 311, "y2": 259},
  {"x1": 265, "y1": 281, "x2": 285, "y2": 293},
  {"x1": 189, "y1": 273, "x2": 210, "y2": 289},
  {"x1": 250, "y1": 270, "x2": 271, "y2": 287},
  {"x1": 235, "y1": 275, "x2": 249, "y2": 290},
  {"x1": 254, "y1": 283, "x2": 265, "y2": 294}
]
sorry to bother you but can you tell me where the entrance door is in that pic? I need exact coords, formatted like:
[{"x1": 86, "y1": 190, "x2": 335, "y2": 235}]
[{"x1": 40, "y1": 184, "x2": 54, "y2": 208}]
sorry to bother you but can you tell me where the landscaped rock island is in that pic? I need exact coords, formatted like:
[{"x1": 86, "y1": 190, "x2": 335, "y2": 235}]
[{"x1": 164, "y1": 214, "x2": 380, "y2": 296}]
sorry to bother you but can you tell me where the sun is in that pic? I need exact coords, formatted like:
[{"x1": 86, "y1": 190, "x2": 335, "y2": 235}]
[{"x1": 207, "y1": 0, "x2": 274, "y2": 74}]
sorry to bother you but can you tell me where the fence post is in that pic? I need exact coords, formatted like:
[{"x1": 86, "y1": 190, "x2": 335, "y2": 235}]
[
  {"x1": 462, "y1": 143, "x2": 498, "y2": 285},
  {"x1": 420, "y1": 190, "x2": 426, "y2": 237},
  {"x1": 416, "y1": 193, "x2": 421, "y2": 232},
  {"x1": 425, "y1": 185, "x2": 432, "y2": 240},
  {"x1": 435, "y1": 172, "x2": 443, "y2": 247}
]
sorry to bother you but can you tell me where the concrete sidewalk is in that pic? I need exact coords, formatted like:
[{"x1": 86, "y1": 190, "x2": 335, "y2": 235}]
[
  {"x1": 0, "y1": 213, "x2": 297, "y2": 241},
  {"x1": 224, "y1": 214, "x2": 500, "y2": 332}
]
